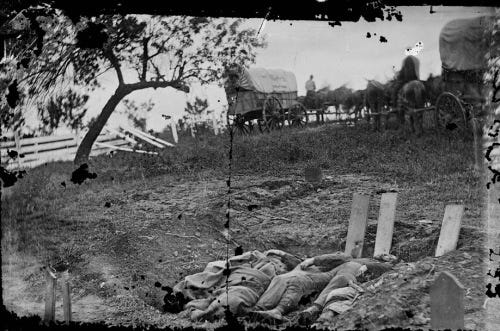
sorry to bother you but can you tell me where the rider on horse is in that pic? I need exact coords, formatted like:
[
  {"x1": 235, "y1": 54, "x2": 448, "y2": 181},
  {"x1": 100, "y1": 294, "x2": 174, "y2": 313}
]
[
  {"x1": 391, "y1": 55, "x2": 420, "y2": 106},
  {"x1": 391, "y1": 55, "x2": 421, "y2": 126}
]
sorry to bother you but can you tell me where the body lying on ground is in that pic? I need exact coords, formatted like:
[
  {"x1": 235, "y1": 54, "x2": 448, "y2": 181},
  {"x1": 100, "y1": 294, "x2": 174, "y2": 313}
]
[
  {"x1": 169, "y1": 249, "x2": 301, "y2": 321},
  {"x1": 250, "y1": 253, "x2": 393, "y2": 322}
]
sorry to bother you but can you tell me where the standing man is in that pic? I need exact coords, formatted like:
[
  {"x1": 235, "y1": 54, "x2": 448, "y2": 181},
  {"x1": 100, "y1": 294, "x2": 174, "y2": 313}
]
[
  {"x1": 305, "y1": 75, "x2": 321, "y2": 123},
  {"x1": 305, "y1": 74, "x2": 316, "y2": 95}
]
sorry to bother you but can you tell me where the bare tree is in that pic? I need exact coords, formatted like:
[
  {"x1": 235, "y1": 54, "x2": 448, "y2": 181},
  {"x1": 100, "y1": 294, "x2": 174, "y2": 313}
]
[{"x1": 12, "y1": 13, "x2": 266, "y2": 165}]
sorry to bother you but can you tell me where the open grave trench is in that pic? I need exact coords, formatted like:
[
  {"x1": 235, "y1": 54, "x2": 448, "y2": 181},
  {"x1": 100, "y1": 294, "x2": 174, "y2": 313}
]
[
  {"x1": 138, "y1": 170, "x2": 486, "y2": 329},
  {"x1": 3, "y1": 169, "x2": 486, "y2": 329}
]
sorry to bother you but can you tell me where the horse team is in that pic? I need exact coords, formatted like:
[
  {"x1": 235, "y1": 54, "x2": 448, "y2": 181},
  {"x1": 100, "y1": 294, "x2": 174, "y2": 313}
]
[{"x1": 307, "y1": 55, "x2": 445, "y2": 136}]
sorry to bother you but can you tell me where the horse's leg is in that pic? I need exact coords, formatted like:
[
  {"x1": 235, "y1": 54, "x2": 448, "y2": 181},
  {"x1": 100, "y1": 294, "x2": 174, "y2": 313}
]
[
  {"x1": 382, "y1": 106, "x2": 388, "y2": 131},
  {"x1": 365, "y1": 103, "x2": 371, "y2": 123},
  {"x1": 399, "y1": 107, "x2": 405, "y2": 127},
  {"x1": 398, "y1": 105, "x2": 407, "y2": 134},
  {"x1": 396, "y1": 106, "x2": 406, "y2": 136},
  {"x1": 410, "y1": 106, "x2": 420, "y2": 135},
  {"x1": 409, "y1": 111, "x2": 416, "y2": 134},
  {"x1": 416, "y1": 110, "x2": 423, "y2": 136},
  {"x1": 376, "y1": 103, "x2": 382, "y2": 131}
]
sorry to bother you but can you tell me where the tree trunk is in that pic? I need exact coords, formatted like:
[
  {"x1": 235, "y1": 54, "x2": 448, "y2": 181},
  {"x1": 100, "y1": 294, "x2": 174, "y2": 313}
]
[{"x1": 73, "y1": 87, "x2": 129, "y2": 166}]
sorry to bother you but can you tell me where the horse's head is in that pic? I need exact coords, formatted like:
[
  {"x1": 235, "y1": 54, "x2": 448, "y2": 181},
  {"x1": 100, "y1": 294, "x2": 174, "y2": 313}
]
[{"x1": 423, "y1": 74, "x2": 444, "y2": 105}]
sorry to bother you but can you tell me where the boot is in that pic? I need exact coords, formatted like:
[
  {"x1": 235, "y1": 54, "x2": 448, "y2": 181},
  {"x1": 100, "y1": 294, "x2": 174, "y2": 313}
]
[
  {"x1": 316, "y1": 309, "x2": 336, "y2": 325},
  {"x1": 298, "y1": 304, "x2": 321, "y2": 325},
  {"x1": 190, "y1": 309, "x2": 207, "y2": 321}
]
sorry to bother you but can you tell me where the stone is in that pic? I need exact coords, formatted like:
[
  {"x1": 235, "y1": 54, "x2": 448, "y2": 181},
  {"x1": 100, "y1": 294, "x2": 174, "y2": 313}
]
[
  {"x1": 435, "y1": 205, "x2": 464, "y2": 257},
  {"x1": 413, "y1": 312, "x2": 430, "y2": 325},
  {"x1": 373, "y1": 193, "x2": 398, "y2": 257},
  {"x1": 420, "y1": 263, "x2": 433, "y2": 271},
  {"x1": 344, "y1": 193, "x2": 370, "y2": 258},
  {"x1": 418, "y1": 219, "x2": 433, "y2": 224},
  {"x1": 305, "y1": 166, "x2": 323, "y2": 183},
  {"x1": 430, "y1": 271, "x2": 464, "y2": 330}
]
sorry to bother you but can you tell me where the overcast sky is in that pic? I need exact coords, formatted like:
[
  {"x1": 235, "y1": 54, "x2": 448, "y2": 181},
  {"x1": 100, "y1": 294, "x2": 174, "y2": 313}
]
[{"x1": 40, "y1": 5, "x2": 495, "y2": 135}]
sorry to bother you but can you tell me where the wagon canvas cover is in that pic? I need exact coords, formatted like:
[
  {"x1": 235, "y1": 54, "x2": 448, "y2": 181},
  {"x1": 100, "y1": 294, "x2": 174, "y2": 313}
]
[
  {"x1": 238, "y1": 67, "x2": 298, "y2": 94},
  {"x1": 439, "y1": 15, "x2": 495, "y2": 72}
]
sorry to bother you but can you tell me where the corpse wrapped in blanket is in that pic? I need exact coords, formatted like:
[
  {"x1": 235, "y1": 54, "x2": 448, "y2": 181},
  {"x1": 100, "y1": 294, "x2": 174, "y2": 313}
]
[
  {"x1": 166, "y1": 250, "x2": 393, "y2": 324},
  {"x1": 165, "y1": 249, "x2": 301, "y2": 321}
]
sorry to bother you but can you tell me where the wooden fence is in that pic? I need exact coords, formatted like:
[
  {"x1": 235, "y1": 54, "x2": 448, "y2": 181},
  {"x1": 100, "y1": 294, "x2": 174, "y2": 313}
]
[{"x1": 0, "y1": 131, "x2": 130, "y2": 171}]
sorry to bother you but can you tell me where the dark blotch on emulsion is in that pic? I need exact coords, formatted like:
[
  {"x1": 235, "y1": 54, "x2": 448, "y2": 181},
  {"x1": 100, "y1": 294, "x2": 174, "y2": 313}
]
[
  {"x1": 76, "y1": 22, "x2": 109, "y2": 49},
  {"x1": 234, "y1": 246, "x2": 243, "y2": 256},
  {"x1": 70, "y1": 163, "x2": 97, "y2": 185},
  {"x1": 6, "y1": 80, "x2": 20, "y2": 108}
]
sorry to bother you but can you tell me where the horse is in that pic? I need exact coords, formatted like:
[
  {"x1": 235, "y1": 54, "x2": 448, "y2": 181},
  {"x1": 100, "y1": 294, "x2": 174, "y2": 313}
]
[
  {"x1": 423, "y1": 74, "x2": 444, "y2": 106},
  {"x1": 365, "y1": 80, "x2": 390, "y2": 130},
  {"x1": 312, "y1": 86, "x2": 331, "y2": 123},
  {"x1": 389, "y1": 55, "x2": 421, "y2": 109},
  {"x1": 397, "y1": 79, "x2": 427, "y2": 135},
  {"x1": 342, "y1": 89, "x2": 365, "y2": 121},
  {"x1": 327, "y1": 85, "x2": 352, "y2": 111}
]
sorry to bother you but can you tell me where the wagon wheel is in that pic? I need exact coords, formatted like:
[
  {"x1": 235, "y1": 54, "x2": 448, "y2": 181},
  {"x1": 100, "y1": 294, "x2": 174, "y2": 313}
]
[
  {"x1": 229, "y1": 115, "x2": 254, "y2": 136},
  {"x1": 287, "y1": 102, "x2": 309, "y2": 127},
  {"x1": 261, "y1": 96, "x2": 285, "y2": 132},
  {"x1": 434, "y1": 92, "x2": 468, "y2": 133}
]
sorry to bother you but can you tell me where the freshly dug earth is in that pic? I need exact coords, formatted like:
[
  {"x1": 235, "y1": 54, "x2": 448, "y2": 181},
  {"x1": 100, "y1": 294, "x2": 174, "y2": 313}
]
[
  {"x1": 2, "y1": 170, "x2": 486, "y2": 329},
  {"x1": 248, "y1": 247, "x2": 487, "y2": 331},
  {"x1": 1, "y1": 125, "x2": 487, "y2": 329},
  {"x1": 327, "y1": 249, "x2": 487, "y2": 331}
]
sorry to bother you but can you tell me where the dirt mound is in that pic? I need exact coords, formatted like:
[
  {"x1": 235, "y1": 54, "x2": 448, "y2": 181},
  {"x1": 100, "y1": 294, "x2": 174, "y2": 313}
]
[{"x1": 325, "y1": 249, "x2": 486, "y2": 331}]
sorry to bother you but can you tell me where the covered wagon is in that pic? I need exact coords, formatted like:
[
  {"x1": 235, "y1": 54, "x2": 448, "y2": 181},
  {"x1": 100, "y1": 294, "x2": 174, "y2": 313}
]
[
  {"x1": 225, "y1": 65, "x2": 308, "y2": 135},
  {"x1": 434, "y1": 15, "x2": 496, "y2": 133}
]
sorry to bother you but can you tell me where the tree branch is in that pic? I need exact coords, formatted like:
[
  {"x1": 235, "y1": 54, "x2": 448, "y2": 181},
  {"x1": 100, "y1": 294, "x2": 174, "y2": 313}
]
[
  {"x1": 125, "y1": 80, "x2": 189, "y2": 93},
  {"x1": 147, "y1": 39, "x2": 168, "y2": 61},
  {"x1": 94, "y1": 64, "x2": 114, "y2": 80},
  {"x1": 178, "y1": 61, "x2": 186, "y2": 79},
  {"x1": 150, "y1": 61, "x2": 165, "y2": 81},
  {"x1": 103, "y1": 48, "x2": 124, "y2": 85},
  {"x1": 141, "y1": 37, "x2": 150, "y2": 81}
]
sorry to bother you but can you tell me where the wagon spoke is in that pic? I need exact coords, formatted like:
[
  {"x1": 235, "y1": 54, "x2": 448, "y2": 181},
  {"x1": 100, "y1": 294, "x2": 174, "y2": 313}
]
[
  {"x1": 229, "y1": 115, "x2": 253, "y2": 136},
  {"x1": 435, "y1": 92, "x2": 467, "y2": 134},
  {"x1": 288, "y1": 103, "x2": 309, "y2": 128},
  {"x1": 262, "y1": 96, "x2": 284, "y2": 133}
]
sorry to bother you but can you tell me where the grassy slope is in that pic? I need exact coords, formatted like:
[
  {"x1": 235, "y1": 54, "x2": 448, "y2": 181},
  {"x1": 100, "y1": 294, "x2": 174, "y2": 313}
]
[{"x1": 1, "y1": 123, "x2": 485, "y2": 327}]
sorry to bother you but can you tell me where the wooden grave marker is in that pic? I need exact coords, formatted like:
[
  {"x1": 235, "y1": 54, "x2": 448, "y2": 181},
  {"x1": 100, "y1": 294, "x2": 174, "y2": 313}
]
[
  {"x1": 435, "y1": 205, "x2": 464, "y2": 257},
  {"x1": 62, "y1": 271, "x2": 72, "y2": 323},
  {"x1": 430, "y1": 271, "x2": 465, "y2": 330},
  {"x1": 373, "y1": 192, "x2": 398, "y2": 257},
  {"x1": 43, "y1": 269, "x2": 57, "y2": 323},
  {"x1": 344, "y1": 193, "x2": 370, "y2": 258}
]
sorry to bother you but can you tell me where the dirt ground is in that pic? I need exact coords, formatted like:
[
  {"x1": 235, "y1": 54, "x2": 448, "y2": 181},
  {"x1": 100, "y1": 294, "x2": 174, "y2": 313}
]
[{"x1": 1, "y1": 164, "x2": 491, "y2": 330}]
